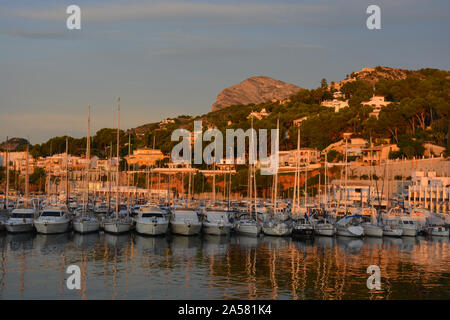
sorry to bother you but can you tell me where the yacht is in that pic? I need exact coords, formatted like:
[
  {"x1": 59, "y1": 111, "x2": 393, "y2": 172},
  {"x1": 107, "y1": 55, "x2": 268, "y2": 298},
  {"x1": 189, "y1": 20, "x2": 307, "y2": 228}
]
[
  {"x1": 170, "y1": 208, "x2": 202, "y2": 236},
  {"x1": 424, "y1": 224, "x2": 449, "y2": 237},
  {"x1": 408, "y1": 208, "x2": 430, "y2": 232},
  {"x1": 398, "y1": 216, "x2": 418, "y2": 237},
  {"x1": 382, "y1": 218, "x2": 403, "y2": 237},
  {"x1": 202, "y1": 209, "x2": 233, "y2": 236},
  {"x1": 135, "y1": 206, "x2": 169, "y2": 236},
  {"x1": 292, "y1": 216, "x2": 315, "y2": 239},
  {"x1": 34, "y1": 206, "x2": 71, "y2": 234},
  {"x1": 73, "y1": 212, "x2": 100, "y2": 234},
  {"x1": 5, "y1": 199, "x2": 37, "y2": 233},
  {"x1": 262, "y1": 217, "x2": 292, "y2": 237},
  {"x1": 424, "y1": 214, "x2": 449, "y2": 236},
  {"x1": 382, "y1": 208, "x2": 404, "y2": 237},
  {"x1": 359, "y1": 207, "x2": 383, "y2": 237},
  {"x1": 234, "y1": 214, "x2": 261, "y2": 237},
  {"x1": 103, "y1": 212, "x2": 133, "y2": 234},
  {"x1": 335, "y1": 215, "x2": 364, "y2": 237},
  {"x1": 312, "y1": 216, "x2": 335, "y2": 237}
]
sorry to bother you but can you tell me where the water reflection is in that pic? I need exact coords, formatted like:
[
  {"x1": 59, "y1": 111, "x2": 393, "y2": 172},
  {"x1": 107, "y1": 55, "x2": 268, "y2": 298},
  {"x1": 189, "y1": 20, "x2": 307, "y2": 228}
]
[{"x1": 0, "y1": 231, "x2": 447, "y2": 299}]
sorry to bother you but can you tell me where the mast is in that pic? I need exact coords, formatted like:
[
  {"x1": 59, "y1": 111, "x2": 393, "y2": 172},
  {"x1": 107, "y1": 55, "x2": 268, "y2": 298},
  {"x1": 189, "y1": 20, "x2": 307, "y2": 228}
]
[
  {"x1": 344, "y1": 135, "x2": 348, "y2": 212},
  {"x1": 150, "y1": 135, "x2": 155, "y2": 199},
  {"x1": 25, "y1": 144, "x2": 29, "y2": 199},
  {"x1": 293, "y1": 129, "x2": 299, "y2": 216},
  {"x1": 83, "y1": 106, "x2": 91, "y2": 214},
  {"x1": 116, "y1": 98, "x2": 120, "y2": 219},
  {"x1": 5, "y1": 136, "x2": 9, "y2": 209},
  {"x1": 107, "y1": 142, "x2": 112, "y2": 215},
  {"x1": 304, "y1": 162, "x2": 307, "y2": 211},
  {"x1": 325, "y1": 152, "x2": 328, "y2": 211},
  {"x1": 65, "y1": 137, "x2": 69, "y2": 206},
  {"x1": 212, "y1": 164, "x2": 216, "y2": 205},
  {"x1": 127, "y1": 134, "x2": 131, "y2": 216},
  {"x1": 273, "y1": 119, "x2": 279, "y2": 215},
  {"x1": 251, "y1": 116, "x2": 257, "y2": 215}
]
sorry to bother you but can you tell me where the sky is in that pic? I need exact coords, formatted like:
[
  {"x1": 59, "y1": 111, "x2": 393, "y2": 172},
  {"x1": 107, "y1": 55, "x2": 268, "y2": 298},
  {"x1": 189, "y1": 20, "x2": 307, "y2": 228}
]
[{"x1": 0, "y1": 0, "x2": 449, "y2": 144}]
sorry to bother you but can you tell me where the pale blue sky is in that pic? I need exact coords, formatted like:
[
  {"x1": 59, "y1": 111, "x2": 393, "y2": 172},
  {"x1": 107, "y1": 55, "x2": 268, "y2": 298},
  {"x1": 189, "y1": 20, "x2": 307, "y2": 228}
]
[{"x1": 0, "y1": 0, "x2": 449, "y2": 143}]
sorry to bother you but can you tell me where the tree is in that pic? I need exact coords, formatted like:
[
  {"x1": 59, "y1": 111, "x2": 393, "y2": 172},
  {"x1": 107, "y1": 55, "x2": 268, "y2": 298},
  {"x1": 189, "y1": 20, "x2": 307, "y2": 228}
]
[{"x1": 377, "y1": 104, "x2": 407, "y2": 143}]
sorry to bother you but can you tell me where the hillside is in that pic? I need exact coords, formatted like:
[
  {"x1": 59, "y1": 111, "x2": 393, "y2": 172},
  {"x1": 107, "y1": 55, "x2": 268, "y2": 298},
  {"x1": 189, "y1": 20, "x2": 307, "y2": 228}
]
[
  {"x1": 331, "y1": 66, "x2": 426, "y2": 89},
  {"x1": 13, "y1": 66, "x2": 450, "y2": 160},
  {"x1": 0, "y1": 137, "x2": 30, "y2": 151}
]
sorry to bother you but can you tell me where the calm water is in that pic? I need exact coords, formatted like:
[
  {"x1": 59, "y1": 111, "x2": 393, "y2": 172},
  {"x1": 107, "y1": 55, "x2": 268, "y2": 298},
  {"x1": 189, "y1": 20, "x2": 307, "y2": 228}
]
[{"x1": 0, "y1": 232, "x2": 448, "y2": 300}]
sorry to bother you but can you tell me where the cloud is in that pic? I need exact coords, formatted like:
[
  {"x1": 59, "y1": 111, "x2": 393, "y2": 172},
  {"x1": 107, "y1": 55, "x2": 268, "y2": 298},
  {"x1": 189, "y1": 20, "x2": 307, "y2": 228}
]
[
  {"x1": 0, "y1": 28, "x2": 81, "y2": 40},
  {"x1": 8, "y1": 1, "x2": 332, "y2": 25},
  {"x1": 5, "y1": 0, "x2": 450, "y2": 29},
  {"x1": 280, "y1": 44, "x2": 326, "y2": 50}
]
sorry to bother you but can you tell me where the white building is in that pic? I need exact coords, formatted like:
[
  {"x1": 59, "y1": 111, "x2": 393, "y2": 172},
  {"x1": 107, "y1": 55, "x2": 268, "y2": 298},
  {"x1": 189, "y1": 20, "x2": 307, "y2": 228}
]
[
  {"x1": 362, "y1": 96, "x2": 391, "y2": 119},
  {"x1": 293, "y1": 116, "x2": 309, "y2": 127},
  {"x1": 323, "y1": 137, "x2": 368, "y2": 157},
  {"x1": 0, "y1": 151, "x2": 35, "y2": 172},
  {"x1": 247, "y1": 108, "x2": 270, "y2": 120},
  {"x1": 279, "y1": 148, "x2": 321, "y2": 166},
  {"x1": 406, "y1": 171, "x2": 449, "y2": 213},
  {"x1": 321, "y1": 99, "x2": 349, "y2": 112}
]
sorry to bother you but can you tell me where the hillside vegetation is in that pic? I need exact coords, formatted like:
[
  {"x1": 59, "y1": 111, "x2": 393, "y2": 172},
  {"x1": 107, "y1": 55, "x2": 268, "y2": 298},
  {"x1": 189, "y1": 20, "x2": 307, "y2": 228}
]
[{"x1": 9, "y1": 67, "x2": 449, "y2": 161}]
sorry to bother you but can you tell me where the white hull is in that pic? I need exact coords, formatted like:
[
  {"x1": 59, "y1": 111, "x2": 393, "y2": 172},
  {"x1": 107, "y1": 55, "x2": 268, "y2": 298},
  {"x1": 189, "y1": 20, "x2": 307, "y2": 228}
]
[
  {"x1": 314, "y1": 226, "x2": 335, "y2": 237},
  {"x1": 262, "y1": 225, "x2": 291, "y2": 237},
  {"x1": 170, "y1": 222, "x2": 202, "y2": 236},
  {"x1": 336, "y1": 225, "x2": 364, "y2": 237},
  {"x1": 235, "y1": 223, "x2": 261, "y2": 237},
  {"x1": 104, "y1": 220, "x2": 132, "y2": 234},
  {"x1": 136, "y1": 221, "x2": 169, "y2": 236},
  {"x1": 363, "y1": 225, "x2": 383, "y2": 237},
  {"x1": 73, "y1": 220, "x2": 100, "y2": 234},
  {"x1": 202, "y1": 223, "x2": 231, "y2": 236},
  {"x1": 5, "y1": 223, "x2": 34, "y2": 233},
  {"x1": 383, "y1": 228, "x2": 403, "y2": 237},
  {"x1": 34, "y1": 221, "x2": 70, "y2": 234},
  {"x1": 401, "y1": 226, "x2": 417, "y2": 237},
  {"x1": 425, "y1": 227, "x2": 449, "y2": 237}
]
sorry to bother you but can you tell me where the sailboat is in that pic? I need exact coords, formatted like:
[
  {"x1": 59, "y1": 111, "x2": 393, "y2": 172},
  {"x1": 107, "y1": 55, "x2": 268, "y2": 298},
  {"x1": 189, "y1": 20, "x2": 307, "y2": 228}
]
[
  {"x1": 5, "y1": 145, "x2": 38, "y2": 233},
  {"x1": 335, "y1": 215, "x2": 364, "y2": 237},
  {"x1": 73, "y1": 106, "x2": 100, "y2": 234},
  {"x1": 358, "y1": 207, "x2": 383, "y2": 237},
  {"x1": 235, "y1": 116, "x2": 261, "y2": 237},
  {"x1": 202, "y1": 142, "x2": 233, "y2": 236},
  {"x1": 382, "y1": 207, "x2": 403, "y2": 237},
  {"x1": 104, "y1": 98, "x2": 133, "y2": 234},
  {"x1": 291, "y1": 128, "x2": 314, "y2": 238}
]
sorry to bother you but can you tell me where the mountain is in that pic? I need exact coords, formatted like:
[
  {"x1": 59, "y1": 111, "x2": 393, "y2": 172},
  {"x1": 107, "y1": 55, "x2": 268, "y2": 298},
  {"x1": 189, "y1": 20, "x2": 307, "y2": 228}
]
[
  {"x1": 0, "y1": 137, "x2": 30, "y2": 151},
  {"x1": 211, "y1": 76, "x2": 301, "y2": 111}
]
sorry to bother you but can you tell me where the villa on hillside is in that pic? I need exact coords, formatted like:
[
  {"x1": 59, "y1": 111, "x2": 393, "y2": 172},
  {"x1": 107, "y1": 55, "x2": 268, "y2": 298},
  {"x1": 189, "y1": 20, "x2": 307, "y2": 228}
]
[
  {"x1": 423, "y1": 143, "x2": 446, "y2": 157},
  {"x1": 362, "y1": 96, "x2": 391, "y2": 119},
  {"x1": 0, "y1": 151, "x2": 36, "y2": 172},
  {"x1": 321, "y1": 99, "x2": 349, "y2": 112},
  {"x1": 247, "y1": 108, "x2": 270, "y2": 120},
  {"x1": 159, "y1": 119, "x2": 175, "y2": 127},
  {"x1": 323, "y1": 136, "x2": 368, "y2": 157},
  {"x1": 362, "y1": 144, "x2": 400, "y2": 164},
  {"x1": 279, "y1": 148, "x2": 321, "y2": 166},
  {"x1": 126, "y1": 148, "x2": 166, "y2": 167},
  {"x1": 293, "y1": 116, "x2": 309, "y2": 127}
]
